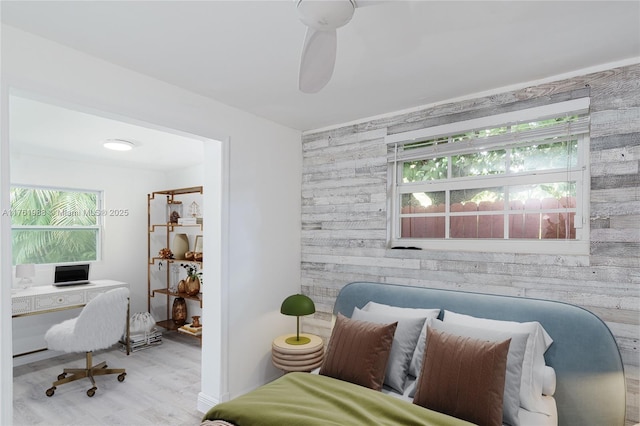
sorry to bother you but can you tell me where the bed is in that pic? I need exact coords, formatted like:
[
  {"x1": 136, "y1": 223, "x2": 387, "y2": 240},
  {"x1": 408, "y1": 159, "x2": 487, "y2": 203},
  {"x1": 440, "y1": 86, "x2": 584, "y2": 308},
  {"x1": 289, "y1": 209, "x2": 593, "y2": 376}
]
[{"x1": 203, "y1": 281, "x2": 626, "y2": 426}]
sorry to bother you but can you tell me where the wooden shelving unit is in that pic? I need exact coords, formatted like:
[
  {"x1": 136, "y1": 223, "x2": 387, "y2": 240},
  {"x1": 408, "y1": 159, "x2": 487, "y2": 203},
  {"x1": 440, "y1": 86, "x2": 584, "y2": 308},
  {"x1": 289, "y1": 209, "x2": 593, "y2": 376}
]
[{"x1": 147, "y1": 186, "x2": 203, "y2": 337}]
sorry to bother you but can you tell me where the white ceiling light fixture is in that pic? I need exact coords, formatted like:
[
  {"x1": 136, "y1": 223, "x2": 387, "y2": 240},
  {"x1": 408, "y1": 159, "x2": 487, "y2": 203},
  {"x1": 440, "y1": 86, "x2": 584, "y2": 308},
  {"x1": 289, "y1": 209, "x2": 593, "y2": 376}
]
[{"x1": 103, "y1": 138, "x2": 137, "y2": 151}]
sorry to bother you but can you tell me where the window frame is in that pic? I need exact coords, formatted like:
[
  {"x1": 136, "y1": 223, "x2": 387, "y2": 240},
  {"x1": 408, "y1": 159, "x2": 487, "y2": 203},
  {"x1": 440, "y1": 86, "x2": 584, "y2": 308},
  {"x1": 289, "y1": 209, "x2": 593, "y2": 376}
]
[
  {"x1": 386, "y1": 98, "x2": 591, "y2": 255},
  {"x1": 9, "y1": 184, "x2": 104, "y2": 265}
]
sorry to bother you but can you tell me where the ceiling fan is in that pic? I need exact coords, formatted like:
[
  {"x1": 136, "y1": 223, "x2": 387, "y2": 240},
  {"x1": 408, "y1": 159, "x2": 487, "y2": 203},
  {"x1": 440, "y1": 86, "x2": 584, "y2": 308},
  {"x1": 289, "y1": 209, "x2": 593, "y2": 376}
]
[{"x1": 296, "y1": 0, "x2": 370, "y2": 93}]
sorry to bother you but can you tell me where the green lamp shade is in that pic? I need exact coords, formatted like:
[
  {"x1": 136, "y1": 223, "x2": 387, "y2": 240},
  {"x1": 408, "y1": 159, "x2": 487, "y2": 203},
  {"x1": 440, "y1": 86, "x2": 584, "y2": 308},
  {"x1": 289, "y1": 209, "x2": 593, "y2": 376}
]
[
  {"x1": 281, "y1": 294, "x2": 315, "y2": 316},
  {"x1": 280, "y1": 294, "x2": 315, "y2": 345}
]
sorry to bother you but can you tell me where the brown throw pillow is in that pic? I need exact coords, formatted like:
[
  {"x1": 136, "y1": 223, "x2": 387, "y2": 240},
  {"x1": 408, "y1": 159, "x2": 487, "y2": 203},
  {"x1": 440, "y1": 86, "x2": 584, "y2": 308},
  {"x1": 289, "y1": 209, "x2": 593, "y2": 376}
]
[
  {"x1": 413, "y1": 326, "x2": 510, "y2": 426},
  {"x1": 319, "y1": 313, "x2": 397, "y2": 391}
]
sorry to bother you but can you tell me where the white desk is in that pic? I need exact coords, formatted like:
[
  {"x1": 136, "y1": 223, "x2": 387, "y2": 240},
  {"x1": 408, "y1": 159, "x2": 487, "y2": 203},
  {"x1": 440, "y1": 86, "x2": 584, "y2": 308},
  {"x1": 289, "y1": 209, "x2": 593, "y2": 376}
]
[{"x1": 12, "y1": 280, "x2": 129, "y2": 364}]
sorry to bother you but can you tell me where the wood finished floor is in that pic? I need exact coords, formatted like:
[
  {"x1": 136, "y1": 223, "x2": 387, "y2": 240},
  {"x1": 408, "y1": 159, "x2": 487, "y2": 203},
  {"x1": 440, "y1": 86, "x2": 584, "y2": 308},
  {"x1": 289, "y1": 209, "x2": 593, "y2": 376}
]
[{"x1": 13, "y1": 332, "x2": 203, "y2": 426}]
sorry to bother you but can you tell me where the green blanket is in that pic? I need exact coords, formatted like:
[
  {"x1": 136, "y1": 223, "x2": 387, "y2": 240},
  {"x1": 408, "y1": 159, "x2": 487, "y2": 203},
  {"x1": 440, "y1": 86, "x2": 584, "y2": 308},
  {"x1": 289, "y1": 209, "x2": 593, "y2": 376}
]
[{"x1": 203, "y1": 372, "x2": 474, "y2": 426}]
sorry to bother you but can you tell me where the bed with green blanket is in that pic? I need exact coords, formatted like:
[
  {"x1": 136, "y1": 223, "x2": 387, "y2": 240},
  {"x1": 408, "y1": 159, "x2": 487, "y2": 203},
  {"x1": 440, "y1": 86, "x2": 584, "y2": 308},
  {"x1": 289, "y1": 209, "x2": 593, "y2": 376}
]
[
  {"x1": 201, "y1": 281, "x2": 626, "y2": 426},
  {"x1": 202, "y1": 372, "x2": 473, "y2": 426}
]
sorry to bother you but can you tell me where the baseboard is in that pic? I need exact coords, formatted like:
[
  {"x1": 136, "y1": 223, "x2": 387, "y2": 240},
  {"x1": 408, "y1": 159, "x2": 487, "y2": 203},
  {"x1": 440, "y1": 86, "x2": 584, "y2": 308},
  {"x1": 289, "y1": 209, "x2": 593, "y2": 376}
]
[
  {"x1": 12, "y1": 348, "x2": 62, "y2": 367},
  {"x1": 197, "y1": 372, "x2": 281, "y2": 414},
  {"x1": 197, "y1": 390, "x2": 230, "y2": 413}
]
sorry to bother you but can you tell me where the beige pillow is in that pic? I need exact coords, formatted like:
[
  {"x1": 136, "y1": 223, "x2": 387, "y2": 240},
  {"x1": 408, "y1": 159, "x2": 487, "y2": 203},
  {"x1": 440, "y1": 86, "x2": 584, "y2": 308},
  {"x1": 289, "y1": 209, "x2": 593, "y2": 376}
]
[
  {"x1": 319, "y1": 313, "x2": 397, "y2": 391},
  {"x1": 413, "y1": 326, "x2": 510, "y2": 426}
]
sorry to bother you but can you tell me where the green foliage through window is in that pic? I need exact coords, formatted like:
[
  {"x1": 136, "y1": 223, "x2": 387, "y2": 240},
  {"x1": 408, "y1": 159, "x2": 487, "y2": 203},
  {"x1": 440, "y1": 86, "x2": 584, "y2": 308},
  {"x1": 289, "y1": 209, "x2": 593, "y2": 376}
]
[{"x1": 8, "y1": 186, "x2": 101, "y2": 264}]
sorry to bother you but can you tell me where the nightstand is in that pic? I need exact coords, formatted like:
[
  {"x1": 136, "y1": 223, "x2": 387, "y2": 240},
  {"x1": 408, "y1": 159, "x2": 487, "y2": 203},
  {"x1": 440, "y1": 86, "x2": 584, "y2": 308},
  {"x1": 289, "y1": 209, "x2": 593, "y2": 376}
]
[{"x1": 272, "y1": 333, "x2": 324, "y2": 373}]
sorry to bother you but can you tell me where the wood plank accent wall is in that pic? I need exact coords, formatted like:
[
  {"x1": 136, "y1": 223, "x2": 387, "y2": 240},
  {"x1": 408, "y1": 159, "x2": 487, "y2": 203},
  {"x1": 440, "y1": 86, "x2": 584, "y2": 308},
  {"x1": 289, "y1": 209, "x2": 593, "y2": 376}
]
[{"x1": 300, "y1": 64, "x2": 640, "y2": 425}]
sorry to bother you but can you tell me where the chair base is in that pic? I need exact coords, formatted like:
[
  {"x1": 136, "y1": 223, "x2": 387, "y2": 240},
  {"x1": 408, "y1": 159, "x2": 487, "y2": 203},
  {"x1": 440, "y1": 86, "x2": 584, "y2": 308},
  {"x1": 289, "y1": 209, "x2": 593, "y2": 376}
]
[{"x1": 46, "y1": 351, "x2": 126, "y2": 397}]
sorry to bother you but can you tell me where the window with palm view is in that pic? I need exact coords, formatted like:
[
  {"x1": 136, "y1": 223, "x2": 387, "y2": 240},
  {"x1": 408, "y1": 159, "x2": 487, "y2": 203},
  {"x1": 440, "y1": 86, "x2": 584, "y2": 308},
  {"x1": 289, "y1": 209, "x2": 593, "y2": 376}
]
[{"x1": 8, "y1": 186, "x2": 102, "y2": 265}]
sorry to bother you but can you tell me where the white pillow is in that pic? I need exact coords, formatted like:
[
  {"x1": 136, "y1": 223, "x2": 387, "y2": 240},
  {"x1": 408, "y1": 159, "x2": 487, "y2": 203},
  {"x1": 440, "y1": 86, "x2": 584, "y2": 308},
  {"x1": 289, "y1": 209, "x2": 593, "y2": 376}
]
[
  {"x1": 542, "y1": 366, "x2": 556, "y2": 396},
  {"x1": 351, "y1": 307, "x2": 427, "y2": 393},
  {"x1": 409, "y1": 326, "x2": 427, "y2": 377},
  {"x1": 443, "y1": 310, "x2": 553, "y2": 415},
  {"x1": 405, "y1": 307, "x2": 445, "y2": 377},
  {"x1": 363, "y1": 302, "x2": 440, "y2": 381},
  {"x1": 362, "y1": 301, "x2": 440, "y2": 319}
]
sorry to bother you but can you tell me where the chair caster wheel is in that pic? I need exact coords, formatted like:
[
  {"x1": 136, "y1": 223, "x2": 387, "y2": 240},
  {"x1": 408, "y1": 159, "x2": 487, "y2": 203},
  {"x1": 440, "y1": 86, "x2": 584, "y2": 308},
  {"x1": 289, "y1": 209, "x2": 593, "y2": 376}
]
[
  {"x1": 87, "y1": 387, "x2": 96, "y2": 397},
  {"x1": 117, "y1": 373, "x2": 126, "y2": 382},
  {"x1": 57, "y1": 373, "x2": 67, "y2": 380},
  {"x1": 46, "y1": 387, "x2": 56, "y2": 397}
]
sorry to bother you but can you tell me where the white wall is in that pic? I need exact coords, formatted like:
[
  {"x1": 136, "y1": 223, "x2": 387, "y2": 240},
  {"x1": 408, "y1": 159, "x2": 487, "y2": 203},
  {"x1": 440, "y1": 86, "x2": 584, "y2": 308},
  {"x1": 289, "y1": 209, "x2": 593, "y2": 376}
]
[{"x1": 0, "y1": 25, "x2": 302, "y2": 424}]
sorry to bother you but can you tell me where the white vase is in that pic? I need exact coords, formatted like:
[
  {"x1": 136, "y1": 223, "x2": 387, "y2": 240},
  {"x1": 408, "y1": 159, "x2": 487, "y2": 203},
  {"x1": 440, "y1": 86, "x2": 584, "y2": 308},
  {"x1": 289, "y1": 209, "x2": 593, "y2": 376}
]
[{"x1": 172, "y1": 233, "x2": 189, "y2": 260}]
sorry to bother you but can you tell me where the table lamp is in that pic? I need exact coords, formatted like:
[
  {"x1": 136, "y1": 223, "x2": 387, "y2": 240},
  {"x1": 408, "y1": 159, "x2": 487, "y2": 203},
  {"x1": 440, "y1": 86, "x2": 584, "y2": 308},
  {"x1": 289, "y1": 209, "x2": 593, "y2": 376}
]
[
  {"x1": 16, "y1": 263, "x2": 35, "y2": 288},
  {"x1": 280, "y1": 294, "x2": 315, "y2": 345}
]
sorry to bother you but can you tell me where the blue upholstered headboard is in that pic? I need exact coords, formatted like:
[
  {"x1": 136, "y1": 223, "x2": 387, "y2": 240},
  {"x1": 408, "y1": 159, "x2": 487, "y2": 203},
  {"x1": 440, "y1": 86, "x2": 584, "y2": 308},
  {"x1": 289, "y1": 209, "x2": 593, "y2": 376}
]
[{"x1": 333, "y1": 282, "x2": 626, "y2": 426}]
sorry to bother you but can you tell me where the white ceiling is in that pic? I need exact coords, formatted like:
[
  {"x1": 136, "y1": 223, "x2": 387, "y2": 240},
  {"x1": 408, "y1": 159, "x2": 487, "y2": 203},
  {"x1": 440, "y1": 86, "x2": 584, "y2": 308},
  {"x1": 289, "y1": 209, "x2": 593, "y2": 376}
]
[
  {"x1": 2, "y1": 0, "x2": 640, "y2": 136},
  {"x1": 9, "y1": 95, "x2": 205, "y2": 171}
]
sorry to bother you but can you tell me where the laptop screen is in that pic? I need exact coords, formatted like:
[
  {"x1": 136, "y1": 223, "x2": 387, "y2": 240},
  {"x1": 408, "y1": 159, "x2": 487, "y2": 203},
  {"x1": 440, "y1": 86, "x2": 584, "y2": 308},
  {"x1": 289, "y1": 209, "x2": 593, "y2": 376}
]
[{"x1": 54, "y1": 264, "x2": 90, "y2": 286}]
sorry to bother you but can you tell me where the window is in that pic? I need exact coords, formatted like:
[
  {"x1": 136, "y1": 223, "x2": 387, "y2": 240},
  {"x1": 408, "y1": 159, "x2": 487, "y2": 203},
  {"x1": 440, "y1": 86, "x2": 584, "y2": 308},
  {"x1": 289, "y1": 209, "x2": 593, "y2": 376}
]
[
  {"x1": 387, "y1": 99, "x2": 590, "y2": 255},
  {"x1": 8, "y1": 185, "x2": 102, "y2": 264}
]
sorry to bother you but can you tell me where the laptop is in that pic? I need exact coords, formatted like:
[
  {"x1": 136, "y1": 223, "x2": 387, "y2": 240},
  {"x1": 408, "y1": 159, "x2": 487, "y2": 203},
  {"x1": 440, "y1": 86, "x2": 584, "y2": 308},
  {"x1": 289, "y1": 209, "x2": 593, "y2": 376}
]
[{"x1": 53, "y1": 264, "x2": 91, "y2": 286}]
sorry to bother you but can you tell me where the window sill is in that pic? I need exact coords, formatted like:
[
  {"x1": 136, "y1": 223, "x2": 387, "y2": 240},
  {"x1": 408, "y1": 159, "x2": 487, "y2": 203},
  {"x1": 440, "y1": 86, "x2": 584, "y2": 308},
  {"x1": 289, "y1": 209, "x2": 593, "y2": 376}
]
[{"x1": 390, "y1": 238, "x2": 590, "y2": 256}]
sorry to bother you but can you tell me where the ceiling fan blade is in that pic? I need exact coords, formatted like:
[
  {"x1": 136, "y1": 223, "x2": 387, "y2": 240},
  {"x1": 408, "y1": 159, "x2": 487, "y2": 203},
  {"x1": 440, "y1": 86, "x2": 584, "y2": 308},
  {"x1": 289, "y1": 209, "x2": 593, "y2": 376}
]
[{"x1": 299, "y1": 27, "x2": 337, "y2": 94}]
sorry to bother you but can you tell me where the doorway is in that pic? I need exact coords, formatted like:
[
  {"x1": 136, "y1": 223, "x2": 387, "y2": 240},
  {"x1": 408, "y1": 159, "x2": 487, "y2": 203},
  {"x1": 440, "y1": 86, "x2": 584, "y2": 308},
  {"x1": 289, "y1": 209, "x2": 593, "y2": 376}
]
[{"x1": 3, "y1": 90, "x2": 225, "y2": 419}]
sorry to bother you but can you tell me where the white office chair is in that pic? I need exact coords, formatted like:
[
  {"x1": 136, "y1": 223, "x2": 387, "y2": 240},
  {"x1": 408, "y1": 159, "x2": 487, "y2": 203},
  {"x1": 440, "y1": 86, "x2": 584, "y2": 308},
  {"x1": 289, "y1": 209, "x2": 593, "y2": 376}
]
[{"x1": 44, "y1": 287, "x2": 130, "y2": 397}]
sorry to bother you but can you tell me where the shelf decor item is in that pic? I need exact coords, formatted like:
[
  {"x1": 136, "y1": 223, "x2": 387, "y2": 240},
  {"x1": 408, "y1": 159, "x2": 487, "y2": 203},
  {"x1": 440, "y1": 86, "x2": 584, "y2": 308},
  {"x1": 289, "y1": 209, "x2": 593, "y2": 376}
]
[
  {"x1": 191, "y1": 316, "x2": 201, "y2": 328},
  {"x1": 185, "y1": 276, "x2": 200, "y2": 296},
  {"x1": 280, "y1": 294, "x2": 316, "y2": 345},
  {"x1": 178, "y1": 322, "x2": 202, "y2": 336},
  {"x1": 148, "y1": 186, "x2": 203, "y2": 337},
  {"x1": 172, "y1": 297, "x2": 187, "y2": 326},
  {"x1": 158, "y1": 248, "x2": 173, "y2": 259},
  {"x1": 189, "y1": 201, "x2": 201, "y2": 218},
  {"x1": 172, "y1": 233, "x2": 189, "y2": 260},
  {"x1": 167, "y1": 200, "x2": 183, "y2": 223},
  {"x1": 194, "y1": 235, "x2": 203, "y2": 261},
  {"x1": 182, "y1": 263, "x2": 202, "y2": 296},
  {"x1": 194, "y1": 235, "x2": 203, "y2": 252}
]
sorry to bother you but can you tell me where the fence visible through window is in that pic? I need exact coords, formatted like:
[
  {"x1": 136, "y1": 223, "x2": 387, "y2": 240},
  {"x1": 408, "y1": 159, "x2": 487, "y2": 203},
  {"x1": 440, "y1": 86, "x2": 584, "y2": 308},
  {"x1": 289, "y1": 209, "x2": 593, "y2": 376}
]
[{"x1": 401, "y1": 196, "x2": 576, "y2": 240}]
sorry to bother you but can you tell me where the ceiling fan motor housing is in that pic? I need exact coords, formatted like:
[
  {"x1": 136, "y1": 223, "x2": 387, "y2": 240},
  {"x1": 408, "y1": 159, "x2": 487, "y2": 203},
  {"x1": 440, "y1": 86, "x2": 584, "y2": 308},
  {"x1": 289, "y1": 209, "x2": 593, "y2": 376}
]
[{"x1": 297, "y1": 0, "x2": 356, "y2": 31}]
